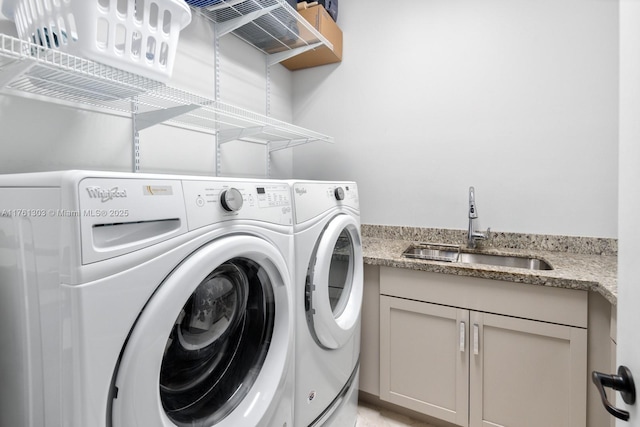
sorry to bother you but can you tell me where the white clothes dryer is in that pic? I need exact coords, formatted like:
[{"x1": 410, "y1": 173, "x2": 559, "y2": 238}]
[
  {"x1": 0, "y1": 170, "x2": 295, "y2": 427},
  {"x1": 289, "y1": 181, "x2": 363, "y2": 427}
]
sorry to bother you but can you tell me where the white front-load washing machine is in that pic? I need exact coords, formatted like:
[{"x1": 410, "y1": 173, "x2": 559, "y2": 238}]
[
  {"x1": 289, "y1": 181, "x2": 363, "y2": 427},
  {"x1": 0, "y1": 170, "x2": 295, "y2": 427}
]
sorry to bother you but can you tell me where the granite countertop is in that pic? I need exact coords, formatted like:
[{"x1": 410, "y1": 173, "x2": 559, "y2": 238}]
[{"x1": 362, "y1": 236, "x2": 618, "y2": 305}]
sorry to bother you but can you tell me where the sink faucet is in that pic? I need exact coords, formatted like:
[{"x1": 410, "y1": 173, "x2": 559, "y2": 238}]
[{"x1": 468, "y1": 186, "x2": 490, "y2": 248}]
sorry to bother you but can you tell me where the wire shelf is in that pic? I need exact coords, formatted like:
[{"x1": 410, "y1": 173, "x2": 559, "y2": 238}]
[
  {"x1": 193, "y1": 0, "x2": 332, "y2": 58},
  {"x1": 0, "y1": 34, "x2": 163, "y2": 107},
  {"x1": 0, "y1": 33, "x2": 334, "y2": 148},
  {"x1": 138, "y1": 86, "x2": 333, "y2": 149}
]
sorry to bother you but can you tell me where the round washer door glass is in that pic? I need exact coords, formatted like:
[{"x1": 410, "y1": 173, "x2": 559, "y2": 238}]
[
  {"x1": 307, "y1": 214, "x2": 363, "y2": 350},
  {"x1": 160, "y1": 258, "x2": 273, "y2": 425},
  {"x1": 110, "y1": 236, "x2": 292, "y2": 427}
]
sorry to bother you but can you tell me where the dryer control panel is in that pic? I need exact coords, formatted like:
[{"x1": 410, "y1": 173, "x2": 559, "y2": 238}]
[
  {"x1": 182, "y1": 180, "x2": 292, "y2": 230},
  {"x1": 292, "y1": 181, "x2": 359, "y2": 224}
]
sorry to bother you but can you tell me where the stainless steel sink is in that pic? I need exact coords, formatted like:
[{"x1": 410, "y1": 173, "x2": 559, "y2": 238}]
[
  {"x1": 457, "y1": 252, "x2": 552, "y2": 270},
  {"x1": 402, "y1": 244, "x2": 553, "y2": 271},
  {"x1": 402, "y1": 246, "x2": 460, "y2": 262}
]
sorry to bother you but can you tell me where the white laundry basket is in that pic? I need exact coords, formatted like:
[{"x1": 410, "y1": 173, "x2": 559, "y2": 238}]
[{"x1": 3, "y1": 0, "x2": 192, "y2": 82}]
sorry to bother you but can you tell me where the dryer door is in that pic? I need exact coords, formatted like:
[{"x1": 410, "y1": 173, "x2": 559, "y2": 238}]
[
  {"x1": 307, "y1": 214, "x2": 363, "y2": 350},
  {"x1": 110, "y1": 235, "x2": 292, "y2": 427}
]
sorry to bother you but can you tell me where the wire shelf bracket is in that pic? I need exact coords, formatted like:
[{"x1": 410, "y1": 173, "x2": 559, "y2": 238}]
[
  {"x1": 267, "y1": 41, "x2": 322, "y2": 65},
  {"x1": 135, "y1": 104, "x2": 203, "y2": 131},
  {"x1": 217, "y1": 125, "x2": 268, "y2": 144}
]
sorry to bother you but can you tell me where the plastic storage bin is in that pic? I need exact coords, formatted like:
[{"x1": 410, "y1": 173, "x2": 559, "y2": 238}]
[{"x1": 2, "y1": 0, "x2": 192, "y2": 83}]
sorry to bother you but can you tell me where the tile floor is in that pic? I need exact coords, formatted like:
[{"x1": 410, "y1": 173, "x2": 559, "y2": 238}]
[{"x1": 356, "y1": 401, "x2": 436, "y2": 427}]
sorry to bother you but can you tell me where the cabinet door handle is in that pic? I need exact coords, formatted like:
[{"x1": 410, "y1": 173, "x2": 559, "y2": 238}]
[
  {"x1": 592, "y1": 365, "x2": 636, "y2": 421},
  {"x1": 473, "y1": 323, "x2": 479, "y2": 356},
  {"x1": 459, "y1": 321, "x2": 465, "y2": 353}
]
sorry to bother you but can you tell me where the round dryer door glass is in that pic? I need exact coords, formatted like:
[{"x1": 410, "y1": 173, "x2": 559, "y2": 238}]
[
  {"x1": 306, "y1": 214, "x2": 363, "y2": 350},
  {"x1": 328, "y1": 229, "x2": 354, "y2": 317},
  {"x1": 159, "y1": 258, "x2": 275, "y2": 426}
]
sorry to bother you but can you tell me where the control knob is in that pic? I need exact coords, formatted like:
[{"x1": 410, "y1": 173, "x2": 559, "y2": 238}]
[
  {"x1": 220, "y1": 188, "x2": 243, "y2": 212},
  {"x1": 334, "y1": 187, "x2": 345, "y2": 201}
]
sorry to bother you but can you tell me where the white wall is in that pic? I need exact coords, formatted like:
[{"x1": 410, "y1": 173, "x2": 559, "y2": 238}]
[
  {"x1": 0, "y1": 1, "x2": 620, "y2": 236},
  {"x1": 0, "y1": 11, "x2": 294, "y2": 178},
  {"x1": 292, "y1": 0, "x2": 619, "y2": 238}
]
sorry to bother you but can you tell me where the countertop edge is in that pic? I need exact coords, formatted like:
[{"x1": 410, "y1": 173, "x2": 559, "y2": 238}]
[{"x1": 362, "y1": 237, "x2": 618, "y2": 306}]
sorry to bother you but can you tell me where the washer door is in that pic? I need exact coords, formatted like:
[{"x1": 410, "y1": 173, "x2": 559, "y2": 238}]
[
  {"x1": 111, "y1": 235, "x2": 291, "y2": 427},
  {"x1": 307, "y1": 214, "x2": 363, "y2": 350}
]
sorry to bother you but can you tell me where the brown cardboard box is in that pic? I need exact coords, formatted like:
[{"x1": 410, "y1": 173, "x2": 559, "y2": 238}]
[{"x1": 281, "y1": 5, "x2": 343, "y2": 70}]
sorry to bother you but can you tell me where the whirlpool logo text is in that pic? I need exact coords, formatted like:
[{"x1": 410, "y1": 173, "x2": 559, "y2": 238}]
[{"x1": 86, "y1": 186, "x2": 128, "y2": 203}]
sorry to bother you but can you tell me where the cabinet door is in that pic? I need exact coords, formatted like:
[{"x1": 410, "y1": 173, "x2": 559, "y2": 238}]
[
  {"x1": 469, "y1": 311, "x2": 587, "y2": 427},
  {"x1": 380, "y1": 296, "x2": 469, "y2": 426}
]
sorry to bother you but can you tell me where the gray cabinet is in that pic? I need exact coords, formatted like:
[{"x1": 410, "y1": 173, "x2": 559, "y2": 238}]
[
  {"x1": 380, "y1": 296, "x2": 468, "y2": 425},
  {"x1": 360, "y1": 264, "x2": 381, "y2": 396},
  {"x1": 609, "y1": 306, "x2": 617, "y2": 427},
  {"x1": 379, "y1": 267, "x2": 588, "y2": 427},
  {"x1": 469, "y1": 311, "x2": 587, "y2": 427}
]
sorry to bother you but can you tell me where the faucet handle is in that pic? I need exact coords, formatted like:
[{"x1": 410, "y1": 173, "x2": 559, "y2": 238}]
[{"x1": 469, "y1": 187, "x2": 478, "y2": 219}]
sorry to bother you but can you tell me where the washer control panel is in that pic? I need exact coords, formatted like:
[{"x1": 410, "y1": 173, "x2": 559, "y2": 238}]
[
  {"x1": 220, "y1": 188, "x2": 244, "y2": 212},
  {"x1": 183, "y1": 180, "x2": 292, "y2": 230}
]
